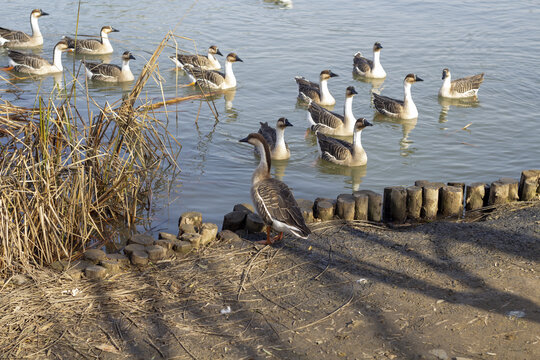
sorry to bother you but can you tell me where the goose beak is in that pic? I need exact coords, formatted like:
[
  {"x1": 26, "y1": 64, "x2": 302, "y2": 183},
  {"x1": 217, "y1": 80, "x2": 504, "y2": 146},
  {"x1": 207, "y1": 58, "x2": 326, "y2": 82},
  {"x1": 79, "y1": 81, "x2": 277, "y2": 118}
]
[
  {"x1": 329, "y1": 71, "x2": 339, "y2": 78},
  {"x1": 364, "y1": 120, "x2": 373, "y2": 127},
  {"x1": 351, "y1": 87, "x2": 358, "y2": 95},
  {"x1": 129, "y1": 54, "x2": 136, "y2": 60},
  {"x1": 216, "y1": 49, "x2": 223, "y2": 56},
  {"x1": 111, "y1": 28, "x2": 119, "y2": 33},
  {"x1": 41, "y1": 11, "x2": 49, "y2": 16},
  {"x1": 441, "y1": 72, "x2": 447, "y2": 80},
  {"x1": 416, "y1": 76, "x2": 424, "y2": 82},
  {"x1": 239, "y1": 136, "x2": 249, "y2": 143},
  {"x1": 284, "y1": 119, "x2": 293, "y2": 127},
  {"x1": 235, "y1": 55, "x2": 243, "y2": 62}
]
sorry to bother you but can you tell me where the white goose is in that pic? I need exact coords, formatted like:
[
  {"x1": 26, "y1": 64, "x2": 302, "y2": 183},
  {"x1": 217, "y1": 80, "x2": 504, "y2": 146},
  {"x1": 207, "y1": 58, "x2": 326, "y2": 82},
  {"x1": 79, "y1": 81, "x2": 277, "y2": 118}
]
[
  {"x1": 257, "y1": 117, "x2": 293, "y2": 160},
  {"x1": 316, "y1": 118, "x2": 373, "y2": 167},
  {"x1": 295, "y1": 70, "x2": 339, "y2": 106},
  {"x1": 169, "y1": 45, "x2": 223, "y2": 70},
  {"x1": 0, "y1": 9, "x2": 48, "y2": 48},
  {"x1": 353, "y1": 42, "x2": 386, "y2": 79},
  {"x1": 64, "y1": 26, "x2": 119, "y2": 55},
  {"x1": 301, "y1": 86, "x2": 359, "y2": 136},
  {"x1": 439, "y1": 68, "x2": 484, "y2": 98},
  {"x1": 372, "y1": 73, "x2": 423, "y2": 119},
  {"x1": 239, "y1": 133, "x2": 311, "y2": 245},
  {"x1": 81, "y1": 51, "x2": 135, "y2": 82},
  {"x1": 185, "y1": 53, "x2": 243, "y2": 90},
  {"x1": 5, "y1": 39, "x2": 70, "y2": 75}
]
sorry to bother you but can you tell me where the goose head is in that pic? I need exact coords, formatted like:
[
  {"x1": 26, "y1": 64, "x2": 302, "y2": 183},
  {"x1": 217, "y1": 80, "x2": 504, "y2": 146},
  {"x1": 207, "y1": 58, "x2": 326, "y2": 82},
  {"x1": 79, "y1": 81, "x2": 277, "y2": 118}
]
[
  {"x1": 373, "y1": 42, "x2": 383, "y2": 52},
  {"x1": 122, "y1": 51, "x2": 136, "y2": 61},
  {"x1": 320, "y1": 69, "x2": 338, "y2": 81},
  {"x1": 441, "y1": 68, "x2": 450, "y2": 80},
  {"x1": 54, "y1": 39, "x2": 71, "y2": 52},
  {"x1": 209, "y1": 45, "x2": 223, "y2": 56},
  {"x1": 404, "y1": 73, "x2": 423, "y2": 84},
  {"x1": 226, "y1": 53, "x2": 243, "y2": 63},
  {"x1": 276, "y1": 117, "x2": 293, "y2": 129},
  {"x1": 101, "y1": 26, "x2": 119, "y2": 35},
  {"x1": 354, "y1": 117, "x2": 373, "y2": 132},
  {"x1": 345, "y1": 86, "x2": 358, "y2": 98},
  {"x1": 31, "y1": 9, "x2": 49, "y2": 18}
]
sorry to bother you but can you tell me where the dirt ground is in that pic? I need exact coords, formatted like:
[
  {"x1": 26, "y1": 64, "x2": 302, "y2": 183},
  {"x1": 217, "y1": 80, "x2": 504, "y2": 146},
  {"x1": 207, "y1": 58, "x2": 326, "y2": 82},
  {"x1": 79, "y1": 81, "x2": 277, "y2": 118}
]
[{"x1": 1, "y1": 202, "x2": 539, "y2": 360}]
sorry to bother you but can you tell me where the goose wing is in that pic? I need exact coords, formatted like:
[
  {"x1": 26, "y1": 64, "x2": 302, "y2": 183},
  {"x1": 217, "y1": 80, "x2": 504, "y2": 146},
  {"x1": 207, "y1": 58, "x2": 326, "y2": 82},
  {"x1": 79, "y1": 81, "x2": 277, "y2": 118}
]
[
  {"x1": 372, "y1": 92, "x2": 403, "y2": 116},
  {"x1": 0, "y1": 27, "x2": 30, "y2": 42},
  {"x1": 353, "y1": 55, "x2": 373, "y2": 73},
  {"x1": 82, "y1": 61, "x2": 121, "y2": 81},
  {"x1": 66, "y1": 37, "x2": 104, "y2": 53},
  {"x1": 451, "y1": 73, "x2": 484, "y2": 94},
  {"x1": 316, "y1": 132, "x2": 353, "y2": 161},
  {"x1": 8, "y1": 51, "x2": 47, "y2": 69},
  {"x1": 187, "y1": 67, "x2": 225, "y2": 86},
  {"x1": 309, "y1": 102, "x2": 344, "y2": 130},
  {"x1": 258, "y1": 122, "x2": 276, "y2": 148},
  {"x1": 295, "y1": 76, "x2": 321, "y2": 102},
  {"x1": 175, "y1": 54, "x2": 211, "y2": 68},
  {"x1": 252, "y1": 178, "x2": 311, "y2": 237}
]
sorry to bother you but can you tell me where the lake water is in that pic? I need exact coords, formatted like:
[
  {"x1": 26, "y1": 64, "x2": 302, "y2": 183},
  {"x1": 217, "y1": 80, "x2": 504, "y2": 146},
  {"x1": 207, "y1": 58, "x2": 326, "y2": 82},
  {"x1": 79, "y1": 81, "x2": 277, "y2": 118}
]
[{"x1": 1, "y1": 0, "x2": 539, "y2": 234}]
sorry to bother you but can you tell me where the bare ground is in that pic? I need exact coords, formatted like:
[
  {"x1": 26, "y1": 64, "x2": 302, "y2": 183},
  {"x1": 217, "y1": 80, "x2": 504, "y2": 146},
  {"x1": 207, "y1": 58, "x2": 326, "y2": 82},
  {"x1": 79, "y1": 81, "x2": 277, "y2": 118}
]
[{"x1": 1, "y1": 202, "x2": 539, "y2": 360}]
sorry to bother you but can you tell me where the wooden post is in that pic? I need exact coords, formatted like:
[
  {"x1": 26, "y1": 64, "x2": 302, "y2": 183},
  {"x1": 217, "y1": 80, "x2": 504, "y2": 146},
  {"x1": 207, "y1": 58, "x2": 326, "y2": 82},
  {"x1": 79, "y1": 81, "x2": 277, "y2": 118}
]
[
  {"x1": 406, "y1": 186, "x2": 422, "y2": 221},
  {"x1": 352, "y1": 192, "x2": 369, "y2": 220},
  {"x1": 440, "y1": 186, "x2": 463, "y2": 218},
  {"x1": 499, "y1": 177, "x2": 519, "y2": 202},
  {"x1": 315, "y1": 199, "x2": 335, "y2": 221},
  {"x1": 383, "y1": 186, "x2": 407, "y2": 223},
  {"x1": 422, "y1": 183, "x2": 440, "y2": 220},
  {"x1": 466, "y1": 182, "x2": 486, "y2": 210},
  {"x1": 415, "y1": 180, "x2": 431, "y2": 188},
  {"x1": 448, "y1": 182, "x2": 465, "y2": 191},
  {"x1": 336, "y1": 194, "x2": 356, "y2": 221},
  {"x1": 314, "y1": 197, "x2": 335, "y2": 220},
  {"x1": 488, "y1": 180, "x2": 509, "y2": 205},
  {"x1": 353, "y1": 190, "x2": 382, "y2": 222},
  {"x1": 519, "y1": 170, "x2": 540, "y2": 200}
]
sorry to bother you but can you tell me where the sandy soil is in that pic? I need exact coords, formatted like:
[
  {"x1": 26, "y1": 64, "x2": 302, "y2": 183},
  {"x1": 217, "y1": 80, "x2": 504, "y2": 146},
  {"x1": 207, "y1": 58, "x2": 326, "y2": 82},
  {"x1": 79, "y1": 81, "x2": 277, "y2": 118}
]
[{"x1": 1, "y1": 202, "x2": 539, "y2": 359}]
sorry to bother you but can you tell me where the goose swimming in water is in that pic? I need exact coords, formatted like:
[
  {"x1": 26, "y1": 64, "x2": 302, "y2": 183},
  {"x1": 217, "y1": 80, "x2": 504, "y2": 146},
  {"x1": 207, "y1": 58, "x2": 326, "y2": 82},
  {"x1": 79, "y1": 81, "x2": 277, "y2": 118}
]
[
  {"x1": 316, "y1": 118, "x2": 373, "y2": 167},
  {"x1": 295, "y1": 70, "x2": 338, "y2": 106},
  {"x1": 439, "y1": 68, "x2": 484, "y2": 99},
  {"x1": 169, "y1": 45, "x2": 223, "y2": 70},
  {"x1": 372, "y1": 73, "x2": 423, "y2": 119},
  {"x1": 185, "y1": 53, "x2": 243, "y2": 90},
  {"x1": 64, "y1": 26, "x2": 119, "y2": 55},
  {"x1": 301, "y1": 86, "x2": 359, "y2": 136},
  {"x1": 257, "y1": 117, "x2": 293, "y2": 160},
  {"x1": 239, "y1": 133, "x2": 311, "y2": 245},
  {"x1": 81, "y1": 51, "x2": 135, "y2": 82},
  {"x1": 4, "y1": 39, "x2": 70, "y2": 74},
  {"x1": 353, "y1": 42, "x2": 386, "y2": 79},
  {"x1": 0, "y1": 9, "x2": 49, "y2": 48}
]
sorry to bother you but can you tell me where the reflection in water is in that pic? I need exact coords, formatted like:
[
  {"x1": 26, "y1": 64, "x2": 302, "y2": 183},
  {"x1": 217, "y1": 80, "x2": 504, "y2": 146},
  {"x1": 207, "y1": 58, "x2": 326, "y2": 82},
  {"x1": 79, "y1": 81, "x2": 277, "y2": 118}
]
[
  {"x1": 263, "y1": 0, "x2": 293, "y2": 9},
  {"x1": 67, "y1": 52, "x2": 113, "y2": 64},
  {"x1": 316, "y1": 158, "x2": 367, "y2": 191},
  {"x1": 271, "y1": 158, "x2": 289, "y2": 180},
  {"x1": 352, "y1": 72, "x2": 385, "y2": 93},
  {"x1": 373, "y1": 112, "x2": 417, "y2": 157},
  {"x1": 438, "y1": 96, "x2": 480, "y2": 123},
  {"x1": 295, "y1": 98, "x2": 335, "y2": 112}
]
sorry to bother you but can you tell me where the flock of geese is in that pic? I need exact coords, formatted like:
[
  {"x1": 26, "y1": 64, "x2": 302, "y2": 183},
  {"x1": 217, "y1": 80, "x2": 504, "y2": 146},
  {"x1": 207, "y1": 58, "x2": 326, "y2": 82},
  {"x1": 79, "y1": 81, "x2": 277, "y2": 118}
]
[{"x1": 1, "y1": 9, "x2": 486, "y2": 245}]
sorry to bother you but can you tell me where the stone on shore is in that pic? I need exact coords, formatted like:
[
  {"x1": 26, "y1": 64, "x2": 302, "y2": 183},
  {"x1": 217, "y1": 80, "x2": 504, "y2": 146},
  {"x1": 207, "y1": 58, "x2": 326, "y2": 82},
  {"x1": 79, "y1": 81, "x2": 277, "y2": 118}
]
[
  {"x1": 178, "y1": 211, "x2": 203, "y2": 229},
  {"x1": 83, "y1": 249, "x2": 107, "y2": 264},
  {"x1": 222, "y1": 211, "x2": 247, "y2": 231},
  {"x1": 158, "y1": 232, "x2": 177, "y2": 241},
  {"x1": 245, "y1": 213, "x2": 264, "y2": 233},
  {"x1": 180, "y1": 232, "x2": 203, "y2": 249},
  {"x1": 124, "y1": 243, "x2": 146, "y2": 256},
  {"x1": 106, "y1": 253, "x2": 129, "y2": 266},
  {"x1": 200, "y1": 222, "x2": 219, "y2": 244},
  {"x1": 85, "y1": 265, "x2": 107, "y2": 279},
  {"x1": 99, "y1": 259, "x2": 121, "y2": 275},
  {"x1": 173, "y1": 240, "x2": 193, "y2": 254},
  {"x1": 146, "y1": 245, "x2": 167, "y2": 261},
  {"x1": 130, "y1": 250, "x2": 149, "y2": 266},
  {"x1": 233, "y1": 203, "x2": 254, "y2": 213},
  {"x1": 179, "y1": 223, "x2": 197, "y2": 236},
  {"x1": 128, "y1": 234, "x2": 154, "y2": 246},
  {"x1": 217, "y1": 230, "x2": 242, "y2": 242}
]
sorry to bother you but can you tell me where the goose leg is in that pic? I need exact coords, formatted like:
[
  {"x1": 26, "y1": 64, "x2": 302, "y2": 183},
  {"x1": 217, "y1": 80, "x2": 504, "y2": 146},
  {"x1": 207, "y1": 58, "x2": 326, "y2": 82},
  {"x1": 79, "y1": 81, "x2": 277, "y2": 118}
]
[{"x1": 256, "y1": 227, "x2": 273, "y2": 245}]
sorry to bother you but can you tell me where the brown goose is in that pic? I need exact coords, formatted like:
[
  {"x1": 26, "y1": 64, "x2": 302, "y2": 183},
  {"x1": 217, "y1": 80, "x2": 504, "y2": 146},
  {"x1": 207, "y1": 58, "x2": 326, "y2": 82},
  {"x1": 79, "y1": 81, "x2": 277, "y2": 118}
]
[
  {"x1": 316, "y1": 118, "x2": 373, "y2": 167},
  {"x1": 353, "y1": 42, "x2": 386, "y2": 79},
  {"x1": 373, "y1": 73, "x2": 423, "y2": 119},
  {"x1": 81, "y1": 51, "x2": 135, "y2": 82},
  {"x1": 301, "y1": 86, "x2": 358, "y2": 136},
  {"x1": 295, "y1": 70, "x2": 338, "y2": 106},
  {"x1": 439, "y1": 68, "x2": 484, "y2": 98},
  {"x1": 185, "y1": 53, "x2": 243, "y2": 90},
  {"x1": 5, "y1": 39, "x2": 70, "y2": 74},
  {"x1": 239, "y1": 133, "x2": 311, "y2": 245},
  {"x1": 257, "y1": 118, "x2": 293, "y2": 160},
  {"x1": 0, "y1": 9, "x2": 48, "y2": 48},
  {"x1": 64, "y1": 26, "x2": 118, "y2": 55},
  {"x1": 169, "y1": 45, "x2": 223, "y2": 70}
]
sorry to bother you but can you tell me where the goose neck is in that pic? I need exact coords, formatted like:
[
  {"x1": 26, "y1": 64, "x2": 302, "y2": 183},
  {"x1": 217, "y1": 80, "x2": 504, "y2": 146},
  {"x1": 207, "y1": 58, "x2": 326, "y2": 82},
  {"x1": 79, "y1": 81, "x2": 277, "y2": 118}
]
[
  {"x1": 403, "y1": 82, "x2": 413, "y2": 103},
  {"x1": 319, "y1": 79, "x2": 331, "y2": 102},
  {"x1": 224, "y1": 61, "x2": 236, "y2": 87},
  {"x1": 52, "y1": 47, "x2": 63, "y2": 71},
  {"x1": 275, "y1": 127, "x2": 286, "y2": 151},
  {"x1": 373, "y1": 51, "x2": 381, "y2": 66},
  {"x1": 30, "y1": 15, "x2": 41, "y2": 37},
  {"x1": 343, "y1": 96, "x2": 356, "y2": 132},
  {"x1": 122, "y1": 59, "x2": 131, "y2": 72},
  {"x1": 252, "y1": 141, "x2": 271, "y2": 184},
  {"x1": 353, "y1": 129, "x2": 363, "y2": 150}
]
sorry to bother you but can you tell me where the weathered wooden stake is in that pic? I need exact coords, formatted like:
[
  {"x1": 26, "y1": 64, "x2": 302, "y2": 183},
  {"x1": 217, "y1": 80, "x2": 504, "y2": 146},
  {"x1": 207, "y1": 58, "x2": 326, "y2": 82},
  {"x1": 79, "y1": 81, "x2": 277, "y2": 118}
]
[
  {"x1": 352, "y1": 192, "x2": 369, "y2": 220},
  {"x1": 353, "y1": 190, "x2": 382, "y2": 222},
  {"x1": 465, "y1": 182, "x2": 486, "y2": 210},
  {"x1": 519, "y1": 170, "x2": 540, "y2": 200},
  {"x1": 336, "y1": 194, "x2": 356, "y2": 221},
  {"x1": 315, "y1": 199, "x2": 335, "y2": 221},
  {"x1": 488, "y1": 180, "x2": 509, "y2": 205},
  {"x1": 383, "y1": 186, "x2": 407, "y2": 223},
  {"x1": 422, "y1": 183, "x2": 440, "y2": 219},
  {"x1": 499, "y1": 177, "x2": 519, "y2": 202},
  {"x1": 406, "y1": 186, "x2": 422, "y2": 220},
  {"x1": 440, "y1": 186, "x2": 463, "y2": 218}
]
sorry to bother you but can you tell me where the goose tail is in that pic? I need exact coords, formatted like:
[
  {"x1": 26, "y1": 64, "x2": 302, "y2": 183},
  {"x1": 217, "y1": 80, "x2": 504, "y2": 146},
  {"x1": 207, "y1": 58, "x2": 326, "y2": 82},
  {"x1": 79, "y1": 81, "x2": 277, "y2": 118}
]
[
  {"x1": 169, "y1": 55, "x2": 185, "y2": 69},
  {"x1": 299, "y1": 91, "x2": 312, "y2": 105}
]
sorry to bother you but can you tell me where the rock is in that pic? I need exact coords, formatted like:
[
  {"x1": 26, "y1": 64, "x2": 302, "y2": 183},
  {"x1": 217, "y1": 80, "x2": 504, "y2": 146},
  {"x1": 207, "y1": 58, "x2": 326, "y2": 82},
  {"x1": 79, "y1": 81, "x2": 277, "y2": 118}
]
[
  {"x1": 70, "y1": 260, "x2": 92, "y2": 271},
  {"x1": 64, "y1": 260, "x2": 91, "y2": 280},
  {"x1": 99, "y1": 259, "x2": 121, "y2": 275},
  {"x1": 245, "y1": 213, "x2": 264, "y2": 233},
  {"x1": 179, "y1": 223, "x2": 197, "y2": 236},
  {"x1": 51, "y1": 259, "x2": 70, "y2": 272},
  {"x1": 233, "y1": 203, "x2": 254, "y2": 213},
  {"x1": 64, "y1": 268, "x2": 83, "y2": 280},
  {"x1": 11, "y1": 274, "x2": 28, "y2": 286},
  {"x1": 178, "y1": 211, "x2": 203, "y2": 229},
  {"x1": 158, "y1": 232, "x2": 177, "y2": 241},
  {"x1": 124, "y1": 243, "x2": 146, "y2": 256},
  {"x1": 217, "y1": 230, "x2": 241, "y2": 242},
  {"x1": 85, "y1": 265, "x2": 107, "y2": 279},
  {"x1": 146, "y1": 245, "x2": 167, "y2": 261},
  {"x1": 130, "y1": 250, "x2": 149, "y2": 266},
  {"x1": 106, "y1": 253, "x2": 129, "y2": 266},
  {"x1": 128, "y1": 234, "x2": 154, "y2": 246},
  {"x1": 83, "y1": 249, "x2": 107, "y2": 263},
  {"x1": 180, "y1": 232, "x2": 203, "y2": 249},
  {"x1": 155, "y1": 239, "x2": 175, "y2": 250},
  {"x1": 296, "y1": 199, "x2": 315, "y2": 223},
  {"x1": 201, "y1": 223, "x2": 219, "y2": 243},
  {"x1": 428, "y1": 349, "x2": 448, "y2": 360},
  {"x1": 222, "y1": 211, "x2": 247, "y2": 231},
  {"x1": 173, "y1": 240, "x2": 193, "y2": 254}
]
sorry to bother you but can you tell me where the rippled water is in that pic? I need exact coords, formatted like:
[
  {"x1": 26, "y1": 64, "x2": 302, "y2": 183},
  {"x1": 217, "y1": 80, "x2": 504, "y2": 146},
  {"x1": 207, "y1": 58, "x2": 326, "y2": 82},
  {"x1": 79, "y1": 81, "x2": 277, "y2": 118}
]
[{"x1": 2, "y1": 1, "x2": 539, "y2": 233}]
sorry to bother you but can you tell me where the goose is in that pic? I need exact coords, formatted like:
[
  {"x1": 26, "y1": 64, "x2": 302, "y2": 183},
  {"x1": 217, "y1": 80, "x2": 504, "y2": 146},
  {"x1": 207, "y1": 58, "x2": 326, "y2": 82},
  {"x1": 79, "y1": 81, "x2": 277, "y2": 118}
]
[
  {"x1": 185, "y1": 52, "x2": 243, "y2": 90},
  {"x1": 239, "y1": 133, "x2": 311, "y2": 245},
  {"x1": 439, "y1": 68, "x2": 484, "y2": 98},
  {"x1": 64, "y1": 26, "x2": 119, "y2": 55},
  {"x1": 81, "y1": 51, "x2": 135, "y2": 82},
  {"x1": 353, "y1": 42, "x2": 386, "y2": 79},
  {"x1": 372, "y1": 73, "x2": 423, "y2": 119},
  {"x1": 257, "y1": 117, "x2": 293, "y2": 160},
  {"x1": 169, "y1": 45, "x2": 223, "y2": 70},
  {"x1": 301, "y1": 86, "x2": 359, "y2": 136},
  {"x1": 0, "y1": 9, "x2": 48, "y2": 48},
  {"x1": 316, "y1": 118, "x2": 373, "y2": 167},
  {"x1": 295, "y1": 70, "x2": 338, "y2": 106},
  {"x1": 4, "y1": 39, "x2": 70, "y2": 74}
]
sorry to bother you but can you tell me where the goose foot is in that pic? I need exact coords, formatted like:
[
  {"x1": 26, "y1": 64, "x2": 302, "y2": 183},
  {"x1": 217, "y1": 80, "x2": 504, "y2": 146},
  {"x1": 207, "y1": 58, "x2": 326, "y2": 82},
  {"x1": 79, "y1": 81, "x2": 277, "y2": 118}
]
[
  {"x1": 0, "y1": 66, "x2": 14, "y2": 72},
  {"x1": 256, "y1": 228, "x2": 283, "y2": 245}
]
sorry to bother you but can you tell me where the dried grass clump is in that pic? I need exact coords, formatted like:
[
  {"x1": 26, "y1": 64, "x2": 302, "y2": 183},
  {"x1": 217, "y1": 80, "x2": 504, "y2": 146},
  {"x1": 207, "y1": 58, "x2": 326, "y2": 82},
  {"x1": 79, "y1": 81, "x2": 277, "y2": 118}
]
[{"x1": 0, "y1": 35, "x2": 180, "y2": 275}]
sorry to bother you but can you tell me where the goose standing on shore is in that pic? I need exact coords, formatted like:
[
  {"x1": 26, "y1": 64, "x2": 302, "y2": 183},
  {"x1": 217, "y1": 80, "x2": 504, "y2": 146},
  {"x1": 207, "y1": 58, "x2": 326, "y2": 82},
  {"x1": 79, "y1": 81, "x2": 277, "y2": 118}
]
[
  {"x1": 64, "y1": 26, "x2": 118, "y2": 55},
  {"x1": 3, "y1": 39, "x2": 70, "y2": 74},
  {"x1": 439, "y1": 68, "x2": 484, "y2": 98},
  {"x1": 0, "y1": 9, "x2": 48, "y2": 48},
  {"x1": 257, "y1": 117, "x2": 293, "y2": 160},
  {"x1": 302, "y1": 86, "x2": 359, "y2": 136},
  {"x1": 316, "y1": 118, "x2": 373, "y2": 167},
  {"x1": 239, "y1": 133, "x2": 311, "y2": 245},
  {"x1": 353, "y1": 42, "x2": 386, "y2": 79},
  {"x1": 169, "y1": 45, "x2": 222, "y2": 70},
  {"x1": 295, "y1": 70, "x2": 338, "y2": 106},
  {"x1": 81, "y1": 51, "x2": 135, "y2": 82},
  {"x1": 373, "y1": 73, "x2": 423, "y2": 119},
  {"x1": 185, "y1": 52, "x2": 243, "y2": 90}
]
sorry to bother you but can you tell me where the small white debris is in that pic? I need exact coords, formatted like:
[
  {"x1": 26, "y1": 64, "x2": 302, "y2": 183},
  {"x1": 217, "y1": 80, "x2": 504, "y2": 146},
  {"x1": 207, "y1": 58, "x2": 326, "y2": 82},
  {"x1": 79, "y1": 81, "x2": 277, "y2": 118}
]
[
  {"x1": 356, "y1": 278, "x2": 368, "y2": 284},
  {"x1": 220, "y1": 306, "x2": 231, "y2": 314},
  {"x1": 506, "y1": 310, "x2": 525, "y2": 318},
  {"x1": 62, "y1": 288, "x2": 81, "y2": 297},
  {"x1": 436, "y1": 299, "x2": 445, "y2": 304}
]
